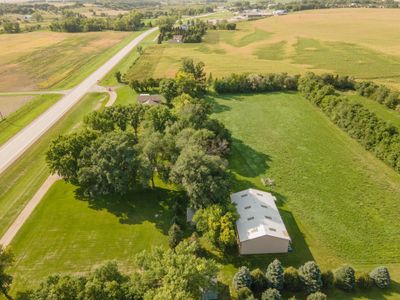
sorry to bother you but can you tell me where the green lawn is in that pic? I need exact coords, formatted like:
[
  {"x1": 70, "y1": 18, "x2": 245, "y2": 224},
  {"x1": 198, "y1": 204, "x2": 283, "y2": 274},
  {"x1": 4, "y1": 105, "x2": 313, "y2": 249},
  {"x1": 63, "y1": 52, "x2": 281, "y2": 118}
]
[
  {"x1": 0, "y1": 93, "x2": 106, "y2": 238},
  {"x1": 0, "y1": 94, "x2": 61, "y2": 146},
  {"x1": 9, "y1": 180, "x2": 175, "y2": 292},
  {"x1": 210, "y1": 93, "x2": 400, "y2": 299}
]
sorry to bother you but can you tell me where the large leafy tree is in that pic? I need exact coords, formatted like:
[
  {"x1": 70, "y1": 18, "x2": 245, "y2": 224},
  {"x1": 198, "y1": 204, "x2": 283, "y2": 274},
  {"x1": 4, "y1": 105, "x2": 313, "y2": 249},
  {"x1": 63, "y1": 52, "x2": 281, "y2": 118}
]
[
  {"x1": 46, "y1": 130, "x2": 98, "y2": 185},
  {"x1": 170, "y1": 145, "x2": 230, "y2": 208},
  {"x1": 193, "y1": 205, "x2": 237, "y2": 249},
  {"x1": 0, "y1": 246, "x2": 13, "y2": 300},
  {"x1": 159, "y1": 79, "x2": 178, "y2": 104},
  {"x1": 77, "y1": 131, "x2": 140, "y2": 196},
  {"x1": 132, "y1": 240, "x2": 218, "y2": 300},
  {"x1": 144, "y1": 105, "x2": 175, "y2": 133}
]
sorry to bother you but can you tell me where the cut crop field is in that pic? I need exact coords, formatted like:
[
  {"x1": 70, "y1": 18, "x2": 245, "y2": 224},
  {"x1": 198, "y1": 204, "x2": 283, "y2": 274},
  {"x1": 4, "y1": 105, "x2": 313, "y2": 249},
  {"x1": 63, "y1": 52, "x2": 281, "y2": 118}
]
[
  {"x1": 0, "y1": 31, "x2": 136, "y2": 92},
  {"x1": 129, "y1": 9, "x2": 400, "y2": 88},
  {"x1": 0, "y1": 94, "x2": 61, "y2": 146}
]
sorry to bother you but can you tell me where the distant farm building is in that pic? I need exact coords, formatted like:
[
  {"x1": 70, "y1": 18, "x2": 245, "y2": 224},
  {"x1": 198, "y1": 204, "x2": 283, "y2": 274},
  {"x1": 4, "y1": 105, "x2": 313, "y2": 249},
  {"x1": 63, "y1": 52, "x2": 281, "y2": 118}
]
[
  {"x1": 241, "y1": 9, "x2": 272, "y2": 20},
  {"x1": 231, "y1": 189, "x2": 291, "y2": 255},
  {"x1": 273, "y1": 10, "x2": 288, "y2": 16},
  {"x1": 170, "y1": 34, "x2": 184, "y2": 43},
  {"x1": 137, "y1": 94, "x2": 163, "y2": 105}
]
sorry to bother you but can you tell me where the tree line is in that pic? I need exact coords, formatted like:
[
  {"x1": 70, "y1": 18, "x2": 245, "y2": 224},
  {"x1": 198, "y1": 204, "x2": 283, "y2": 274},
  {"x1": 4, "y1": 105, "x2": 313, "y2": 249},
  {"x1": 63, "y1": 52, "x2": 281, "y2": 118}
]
[
  {"x1": 232, "y1": 259, "x2": 391, "y2": 300},
  {"x1": 298, "y1": 73, "x2": 400, "y2": 173},
  {"x1": 50, "y1": 11, "x2": 146, "y2": 32},
  {"x1": 1, "y1": 239, "x2": 219, "y2": 300},
  {"x1": 157, "y1": 17, "x2": 207, "y2": 43}
]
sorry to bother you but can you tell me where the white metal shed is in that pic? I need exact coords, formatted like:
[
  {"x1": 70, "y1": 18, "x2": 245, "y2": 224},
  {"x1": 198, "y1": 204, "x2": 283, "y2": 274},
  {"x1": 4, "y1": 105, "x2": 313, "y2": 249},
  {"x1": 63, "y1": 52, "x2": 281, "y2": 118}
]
[{"x1": 231, "y1": 189, "x2": 291, "y2": 255}]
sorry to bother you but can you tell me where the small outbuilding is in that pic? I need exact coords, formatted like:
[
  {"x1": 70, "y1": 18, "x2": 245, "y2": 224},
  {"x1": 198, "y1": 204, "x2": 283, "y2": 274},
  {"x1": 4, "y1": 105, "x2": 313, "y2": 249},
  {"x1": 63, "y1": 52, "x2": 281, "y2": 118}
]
[
  {"x1": 137, "y1": 94, "x2": 163, "y2": 105},
  {"x1": 231, "y1": 188, "x2": 291, "y2": 255}
]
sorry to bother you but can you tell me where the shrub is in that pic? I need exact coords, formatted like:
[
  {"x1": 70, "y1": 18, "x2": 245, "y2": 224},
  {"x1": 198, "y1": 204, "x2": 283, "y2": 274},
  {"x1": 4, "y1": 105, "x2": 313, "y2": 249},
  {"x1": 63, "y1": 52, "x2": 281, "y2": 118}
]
[
  {"x1": 334, "y1": 265, "x2": 355, "y2": 291},
  {"x1": 370, "y1": 266, "x2": 391, "y2": 289},
  {"x1": 299, "y1": 261, "x2": 322, "y2": 294},
  {"x1": 237, "y1": 287, "x2": 253, "y2": 300},
  {"x1": 168, "y1": 223, "x2": 183, "y2": 249},
  {"x1": 321, "y1": 270, "x2": 334, "y2": 288},
  {"x1": 233, "y1": 266, "x2": 252, "y2": 290},
  {"x1": 250, "y1": 268, "x2": 268, "y2": 295},
  {"x1": 261, "y1": 288, "x2": 281, "y2": 300},
  {"x1": 284, "y1": 267, "x2": 301, "y2": 292},
  {"x1": 266, "y1": 259, "x2": 284, "y2": 290},
  {"x1": 307, "y1": 291, "x2": 328, "y2": 300},
  {"x1": 356, "y1": 272, "x2": 373, "y2": 289}
]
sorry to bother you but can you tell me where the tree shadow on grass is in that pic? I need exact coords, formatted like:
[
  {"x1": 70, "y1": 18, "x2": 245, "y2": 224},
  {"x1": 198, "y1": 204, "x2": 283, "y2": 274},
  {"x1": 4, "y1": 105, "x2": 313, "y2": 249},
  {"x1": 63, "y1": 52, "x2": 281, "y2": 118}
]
[
  {"x1": 229, "y1": 137, "x2": 271, "y2": 178},
  {"x1": 75, "y1": 186, "x2": 186, "y2": 235}
]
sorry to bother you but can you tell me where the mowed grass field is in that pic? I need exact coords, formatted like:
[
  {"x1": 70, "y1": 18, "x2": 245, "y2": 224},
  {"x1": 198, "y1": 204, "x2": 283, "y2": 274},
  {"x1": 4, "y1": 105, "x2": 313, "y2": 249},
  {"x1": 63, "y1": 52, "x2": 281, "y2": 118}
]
[
  {"x1": 7, "y1": 92, "x2": 400, "y2": 299},
  {"x1": 129, "y1": 9, "x2": 400, "y2": 88},
  {"x1": 0, "y1": 31, "x2": 137, "y2": 92},
  {"x1": 9, "y1": 180, "x2": 174, "y2": 292},
  {"x1": 210, "y1": 93, "x2": 400, "y2": 298},
  {"x1": 0, "y1": 93, "x2": 107, "y2": 239}
]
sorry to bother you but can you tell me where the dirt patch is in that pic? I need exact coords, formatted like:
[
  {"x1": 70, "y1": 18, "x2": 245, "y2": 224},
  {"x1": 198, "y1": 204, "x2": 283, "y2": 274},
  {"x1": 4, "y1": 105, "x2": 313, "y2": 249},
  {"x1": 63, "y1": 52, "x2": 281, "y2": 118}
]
[{"x1": 0, "y1": 95, "x2": 34, "y2": 117}]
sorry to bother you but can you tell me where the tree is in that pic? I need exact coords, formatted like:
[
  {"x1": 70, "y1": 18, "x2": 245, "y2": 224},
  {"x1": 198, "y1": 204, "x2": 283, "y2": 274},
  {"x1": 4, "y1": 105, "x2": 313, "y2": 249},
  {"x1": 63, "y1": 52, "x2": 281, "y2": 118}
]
[
  {"x1": 284, "y1": 266, "x2": 301, "y2": 292},
  {"x1": 356, "y1": 272, "x2": 373, "y2": 289},
  {"x1": 334, "y1": 265, "x2": 355, "y2": 291},
  {"x1": 175, "y1": 71, "x2": 198, "y2": 98},
  {"x1": 77, "y1": 131, "x2": 140, "y2": 196},
  {"x1": 3, "y1": 21, "x2": 20, "y2": 33},
  {"x1": 127, "y1": 103, "x2": 147, "y2": 137},
  {"x1": 250, "y1": 268, "x2": 267, "y2": 296},
  {"x1": 321, "y1": 270, "x2": 334, "y2": 288},
  {"x1": 115, "y1": 71, "x2": 122, "y2": 83},
  {"x1": 370, "y1": 266, "x2": 391, "y2": 289},
  {"x1": 266, "y1": 259, "x2": 284, "y2": 290},
  {"x1": 233, "y1": 266, "x2": 252, "y2": 290},
  {"x1": 133, "y1": 240, "x2": 218, "y2": 299},
  {"x1": 170, "y1": 145, "x2": 230, "y2": 208},
  {"x1": 46, "y1": 130, "x2": 98, "y2": 185},
  {"x1": 144, "y1": 105, "x2": 175, "y2": 133},
  {"x1": 298, "y1": 261, "x2": 322, "y2": 294},
  {"x1": 138, "y1": 130, "x2": 165, "y2": 188},
  {"x1": 168, "y1": 223, "x2": 183, "y2": 249},
  {"x1": 0, "y1": 246, "x2": 13, "y2": 300},
  {"x1": 237, "y1": 287, "x2": 253, "y2": 300},
  {"x1": 159, "y1": 79, "x2": 178, "y2": 104},
  {"x1": 306, "y1": 292, "x2": 327, "y2": 300},
  {"x1": 193, "y1": 205, "x2": 237, "y2": 250},
  {"x1": 261, "y1": 288, "x2": 281, "y2": 300}
]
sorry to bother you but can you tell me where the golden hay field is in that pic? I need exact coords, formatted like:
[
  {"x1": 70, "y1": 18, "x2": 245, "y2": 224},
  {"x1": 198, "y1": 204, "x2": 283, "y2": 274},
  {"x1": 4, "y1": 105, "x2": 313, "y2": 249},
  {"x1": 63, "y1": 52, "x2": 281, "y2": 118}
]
[
  {"x1": 0, "y1": 31, "x2": 131, "y2": 92},
  {"x1": 129, "y1": 8, "x2": 400, "y2": 88}
]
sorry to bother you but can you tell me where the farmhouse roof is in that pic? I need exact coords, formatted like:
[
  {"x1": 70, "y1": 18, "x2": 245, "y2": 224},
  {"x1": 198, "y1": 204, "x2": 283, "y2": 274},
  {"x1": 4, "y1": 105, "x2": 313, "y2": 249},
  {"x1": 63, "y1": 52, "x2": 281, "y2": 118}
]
[
  {"x1": 231, "y1": 189, "x2": 290, "y2": 242},
  {"x1": 137, "y1": 94, "x2": 163, "y2": 105}
]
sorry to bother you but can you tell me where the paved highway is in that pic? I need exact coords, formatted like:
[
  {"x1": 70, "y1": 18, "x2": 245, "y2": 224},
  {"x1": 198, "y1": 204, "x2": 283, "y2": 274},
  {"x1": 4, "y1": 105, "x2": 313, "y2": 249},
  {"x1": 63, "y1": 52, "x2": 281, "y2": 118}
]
[{"x1": 0, "y1": 27, "x2": 158, "y2": 175}]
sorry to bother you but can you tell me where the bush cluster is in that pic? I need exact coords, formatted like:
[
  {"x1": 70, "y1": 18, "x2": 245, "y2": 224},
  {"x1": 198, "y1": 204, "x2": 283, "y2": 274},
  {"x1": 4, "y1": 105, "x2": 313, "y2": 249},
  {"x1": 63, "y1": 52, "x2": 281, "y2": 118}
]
[
  {"x1": 356, "y1": 81, "x2": 400, "y2": 111},
  {"x1": 232, "y1": 260, "x2": 391, "y2": 299},
  {"x1": 213, "y1": 73, "x2": 299, "y2": 94}
]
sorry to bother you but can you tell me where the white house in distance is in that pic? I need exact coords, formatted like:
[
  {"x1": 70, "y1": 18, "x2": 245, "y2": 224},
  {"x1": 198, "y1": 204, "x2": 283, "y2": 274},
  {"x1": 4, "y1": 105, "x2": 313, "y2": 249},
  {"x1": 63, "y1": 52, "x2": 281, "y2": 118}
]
[{"x1": 231, "y1": 188, "x2": 291, "y2": 255}]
